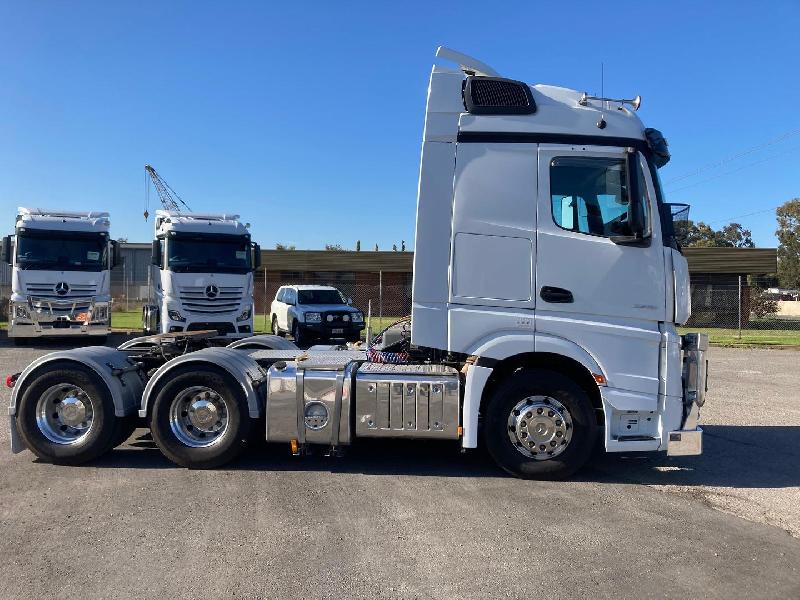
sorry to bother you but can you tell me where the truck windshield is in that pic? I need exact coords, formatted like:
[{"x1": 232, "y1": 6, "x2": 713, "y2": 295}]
[
  {"x1": 167, "y1": 235, "x2": 251, "y2": 273},
  {"x1": 297, "y1": 289, "x2": 345, "y2": 304},
  {"x1": 15, "y1": 231, "x2": 107, "y2": 272}
]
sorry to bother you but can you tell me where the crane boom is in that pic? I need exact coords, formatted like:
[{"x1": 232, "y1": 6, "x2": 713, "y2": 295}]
[{"x1": 144, "y1": 164, "x2": 191, "y2": 220}]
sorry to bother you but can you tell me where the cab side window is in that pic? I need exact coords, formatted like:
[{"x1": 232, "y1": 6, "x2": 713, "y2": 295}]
[{"x1": 550, "y1": 156, "x2": 649, "y2": 238}]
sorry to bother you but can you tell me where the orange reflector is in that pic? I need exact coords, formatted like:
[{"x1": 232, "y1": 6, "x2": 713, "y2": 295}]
[
  {"x1": 457, "y1": 426, "x2": 463, "y2": 438},
  {"x1": 75, "y1": 312, "x2": 89, "y2": 322},
  {"x1": 593, "y1": 373, "x2": 607, "y2": 385},
  {"x1": 290, "y1": 439, "x2": 299, "y2": 454}
]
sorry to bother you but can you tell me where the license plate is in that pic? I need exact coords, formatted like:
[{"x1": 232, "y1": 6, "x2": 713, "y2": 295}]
[{"x1": 332, "y1": 328, "x2": 344, "y2": 334}]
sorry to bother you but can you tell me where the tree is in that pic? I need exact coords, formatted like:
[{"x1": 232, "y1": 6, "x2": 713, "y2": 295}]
[
  {"x1": 685, "y1": 221, "x2": 754, "y2": 248},
  {"x1": 401, "y1": 240, "x2": 406, "y2": 252},
  {"x1": 356, "y1": 240, "x2": 361, "y2": 251},
  {"x1": 275, "y1": 243, "x2": 296, "y2": 250},
  {"x1": 776, "y1": 198, "x2": 800, "y2": 288},
  {"x1": 325, "y1": 243, "x2": 344, "y2": 251},
  {"x1": 750, "y1": 287, "x2": 779, "y2": 319},
  {"x1": 374, "y1": 244, "x2": 379, "y2": 251}
]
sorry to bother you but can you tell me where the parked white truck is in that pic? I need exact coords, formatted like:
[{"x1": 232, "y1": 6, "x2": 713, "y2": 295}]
[
  {"x1": 1, "y1": 208, "x2": 118, "y2": 343},
  {"x1": 6, "y1": 48, "x2": 708, "y2": 479},
  {"x1": 142, "y1": 210, "x2": 260, "y2": 339}
]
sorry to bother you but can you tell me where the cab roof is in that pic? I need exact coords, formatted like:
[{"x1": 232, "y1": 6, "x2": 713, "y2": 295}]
[{"x1": 16, "y1": 207, "x2": 111, "y2": 233}]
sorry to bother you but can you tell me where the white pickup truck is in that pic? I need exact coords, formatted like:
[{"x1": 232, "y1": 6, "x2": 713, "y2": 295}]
[{"x1": 270, "y1": 285, "x2": 365, "y2": 345}]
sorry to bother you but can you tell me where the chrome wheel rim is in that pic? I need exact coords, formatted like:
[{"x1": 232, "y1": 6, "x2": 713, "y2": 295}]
[
  {"x1": 507, "y1": 396, "x2": 573, "y2": 460},
  {"x1": 169, "y1": 386, "x2": 230, "y2": 448},
  {"x1": 36, "y1": 384, "x2": 95, "y2": 445},
  {"x1": 272, "y1": 318, "x2": 279, "y2": 335}
]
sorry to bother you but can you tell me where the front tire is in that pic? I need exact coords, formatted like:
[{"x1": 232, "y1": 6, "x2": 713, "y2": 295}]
[
  {"x1": 291, "y1": 320, "x2": 304, "y2": 347},
  {"x1": 483, "y1": 369, "x2": 598, "y2": 480},
  {"x1": 16, "y1": 363, "x2": 119, "y2": 465},
  {"x1": 149, "y1": 365, "x2": 251, "y2": 469},
  {"x1": 271, "y1": 315, "x2": 284, "y2": 337}
]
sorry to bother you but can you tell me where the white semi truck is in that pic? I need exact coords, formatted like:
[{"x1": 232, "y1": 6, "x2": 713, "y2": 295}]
[
  {"x1": 6, "y1": 48, "x2": 708, "y2": 479},
  {"x1": 142, "y1": 210, "x2": 260, "y2": 339},
  {"x1": 1, "y1": 207, "x2": 118, "y2": 343}
]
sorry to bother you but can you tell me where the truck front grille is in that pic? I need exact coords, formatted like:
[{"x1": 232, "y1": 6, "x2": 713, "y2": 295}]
[
  {"x1": 178, "y1": 286, "x2": 243, "y2": 315},
  {"x1": 25, "y1": 282, "x2": 98, "y2": 299}
]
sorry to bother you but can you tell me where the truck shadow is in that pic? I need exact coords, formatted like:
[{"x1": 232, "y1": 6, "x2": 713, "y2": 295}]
[{"x1": 85, "y1": 424, "x2": 800, "y2": 488}]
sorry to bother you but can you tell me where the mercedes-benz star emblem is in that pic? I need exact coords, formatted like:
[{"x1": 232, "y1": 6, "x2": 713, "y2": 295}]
[
  {"x1": 205, "y1": 285, "x2": 219, "y2": 299},
  {"x1": 54, "y1": 282, "x2": 70, "y2": 296}
]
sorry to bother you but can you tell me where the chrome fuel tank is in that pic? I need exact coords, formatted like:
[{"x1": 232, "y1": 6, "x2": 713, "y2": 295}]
[{"x1": 265, "y1": 351, "x2": 362, "y2": 445}]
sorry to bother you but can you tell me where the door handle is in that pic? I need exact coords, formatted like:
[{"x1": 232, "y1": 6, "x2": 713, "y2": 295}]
[{"x1": 540, "y1": 286, "x2": 574, "y2": 303}]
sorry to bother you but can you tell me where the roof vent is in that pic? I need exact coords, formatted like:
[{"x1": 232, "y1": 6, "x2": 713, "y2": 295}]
[{"x1": 463, "y1": 76, "x2": 536, "y2": 115}]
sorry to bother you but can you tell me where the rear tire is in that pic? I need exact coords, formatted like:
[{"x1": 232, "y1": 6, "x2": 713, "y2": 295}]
[
  {"x1": 16, "y1": 364, "x2": 119, "y2": 465},
  {"x1": 149, "y1": 365, "x2": 251, "y2": 469},
  {"x1": 483, "y1": 368, "x2": 598, "y2": 480}
]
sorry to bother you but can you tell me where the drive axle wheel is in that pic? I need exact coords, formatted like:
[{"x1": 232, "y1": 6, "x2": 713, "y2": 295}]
[
  {"x1": 483, "y1": 368, "x2": 598, "y2": 480},
  {"x1": 16, "y1": 363, "x2": 120, "y2": 465},
  {"x1": 149, "y1": 365, "x2": 251, "y2": 469}
]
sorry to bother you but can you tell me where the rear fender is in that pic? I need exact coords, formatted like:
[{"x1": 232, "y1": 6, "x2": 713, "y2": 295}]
[
  {"x1": 9, "y1": 347, "x2": 145, "y2": 419},
  {"x1": 139, "y1": 347, "x2": 267, "y2": 419},
  {"x1": 226, "y1": 334, "x2": 298, "y2": 351}
]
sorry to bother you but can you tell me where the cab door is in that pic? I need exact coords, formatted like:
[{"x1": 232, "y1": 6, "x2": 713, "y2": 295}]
[{"x1": 535, "y1": 145, "x2": 666, "y2": 395}]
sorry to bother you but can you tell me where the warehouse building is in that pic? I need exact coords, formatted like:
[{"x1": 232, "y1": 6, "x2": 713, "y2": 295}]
[{"x1": 2, "y1": 244, "x2": 776, "y2": 326}]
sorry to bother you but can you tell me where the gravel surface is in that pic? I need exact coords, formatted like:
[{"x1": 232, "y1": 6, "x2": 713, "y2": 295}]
[{"x1": 0, "y1": 335, "x2": 798, "y2": 599}]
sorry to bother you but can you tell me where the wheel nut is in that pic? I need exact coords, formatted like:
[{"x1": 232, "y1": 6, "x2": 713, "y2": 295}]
[
  {"x1": 550, "y1": 440, "x2": 557, "y2": 447},
  {"x1": 556, "y1": 431, "x2": 563, "y2": 437},
  {"x1": 537, "y1": 408, "x2": 543, "y2": 415},
  {"x1": 526, "y1": 412, "x2": 532, "y2": 419},
  {"x1": 555, "y1": 420, "x2": 562, "y2": 426},
  {"x1": 539, "y1": 444, "x2": 546, "y2": 451},
  {"x1": 548, "y1": 410, "x2": 554, "y2": 417}
]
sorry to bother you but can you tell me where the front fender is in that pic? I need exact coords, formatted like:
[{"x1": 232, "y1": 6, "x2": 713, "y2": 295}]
[{"x1": 139, "y1": 347, "x2": 267, "y2": 419}]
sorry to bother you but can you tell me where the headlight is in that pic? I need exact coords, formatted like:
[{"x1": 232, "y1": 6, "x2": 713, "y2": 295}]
[
  {"x1": 237, "y1": 307, "x2": 252, "y2": 322},
  {"x1": 167, "y1": 309, "x2": 186, "y2": 322},
  {"x1": 13, "y1": 304, "x2": 30, "y2": 320},
  {"x1": 304, "y1": 312, "x2": 321, "y2": 323},
  {"x1": 351, "y1": 312, "x2": 363, "y2": 324},
  {"x1": 92, "y1": 305, "x2": 109, "y2": 321}
]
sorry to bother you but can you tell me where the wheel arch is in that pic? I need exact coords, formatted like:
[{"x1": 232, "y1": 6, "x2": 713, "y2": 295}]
[
  {"x1": 139, "y1": 347, "x2": 267, "y2": 420},
  {"x1": 480, "y1": 352, "x2": 604, "y2": 420},
  {"x1": 462, "y1": 344, "x2": 606, "y2": 449}
]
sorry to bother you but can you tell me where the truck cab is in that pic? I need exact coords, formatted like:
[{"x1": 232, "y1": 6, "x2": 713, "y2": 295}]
[
  {"x1": 1, "y1": 207, "x2": 117, "y2": 342},
  {"x1": 143, "y1": 210, "x2": 260, "y2": 339},
  {"x1": 410, "y1": 48, "x2": 702, "y2": 458}
]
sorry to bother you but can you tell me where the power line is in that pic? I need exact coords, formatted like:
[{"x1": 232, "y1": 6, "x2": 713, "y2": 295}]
[
  {"x1": 663, "y1": 127, "x2": 800, "y2": 185},
  {"x1": 666, "y1": 144, "x2": 800, "y2": 195},
  {"x1": 706, "y1": 205, "x2": 784, "y2": 225}
]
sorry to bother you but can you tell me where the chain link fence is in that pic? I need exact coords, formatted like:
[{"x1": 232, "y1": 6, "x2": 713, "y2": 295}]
[
  {"x1": 686, "y1": 279, "x2": 800, "y2": 341},
  {"x1": 254, "y1": 271, "x2": 411, "y2": 336}
]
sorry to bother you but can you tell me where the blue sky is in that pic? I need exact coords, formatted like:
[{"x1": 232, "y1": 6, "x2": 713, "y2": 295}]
[{"x1": 1, "y1": 1, "x2": 797, "y2": 249}]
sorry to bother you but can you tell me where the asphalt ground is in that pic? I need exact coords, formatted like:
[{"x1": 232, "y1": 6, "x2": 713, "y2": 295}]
[{"x1": 0, "y1": 334, "x2": 798, "y2": 599}]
